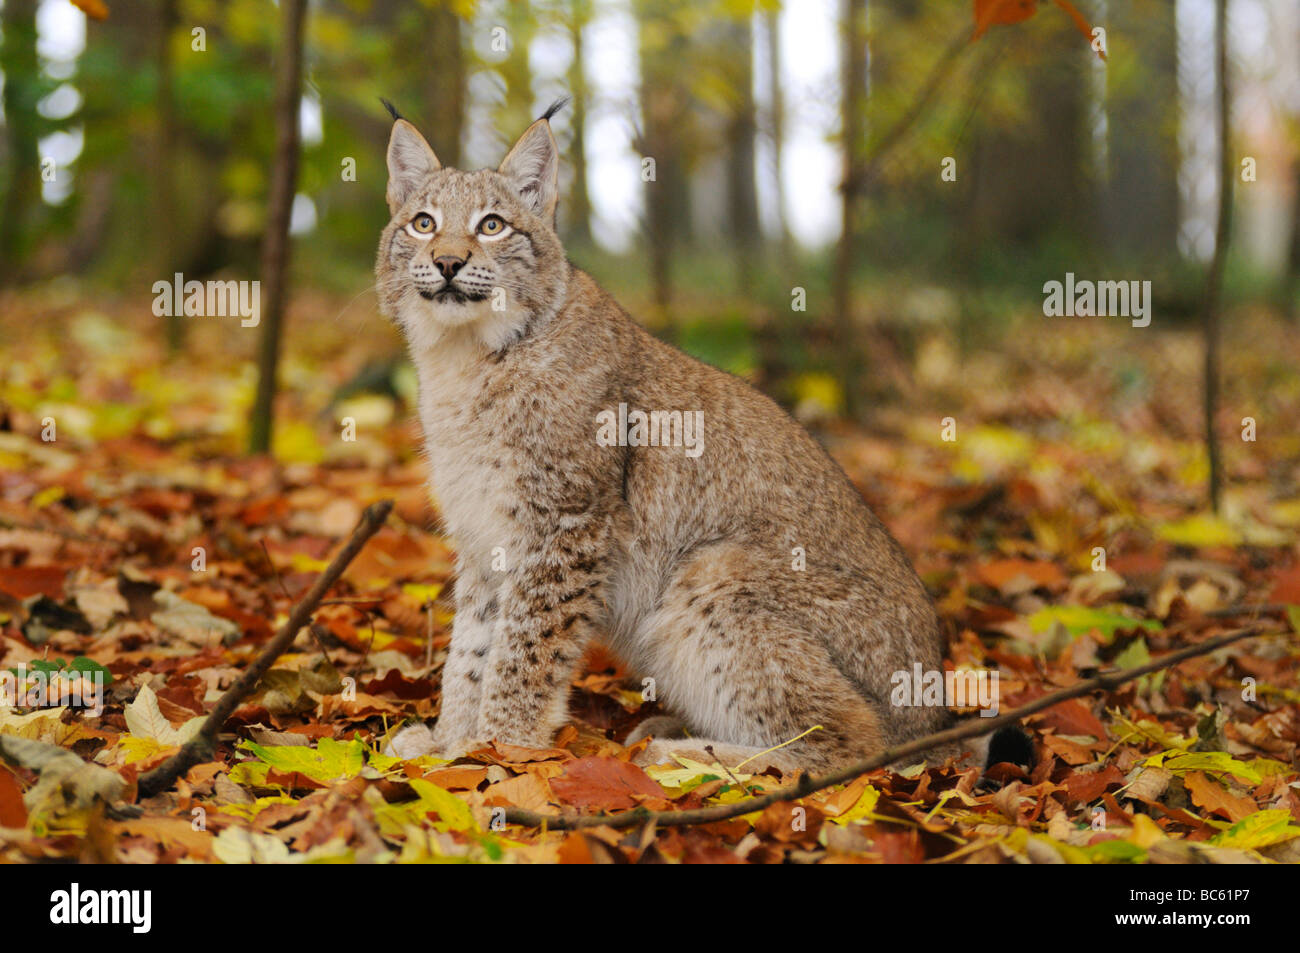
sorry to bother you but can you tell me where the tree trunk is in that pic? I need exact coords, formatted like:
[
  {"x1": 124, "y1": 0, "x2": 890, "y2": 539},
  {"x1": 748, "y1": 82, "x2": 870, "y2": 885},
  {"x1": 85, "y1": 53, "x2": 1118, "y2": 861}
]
[
  {"x1": 499, "y1": 1, "x2": 538, "y2": 137},
  {"x1": 1105, "y1": 0, "x2": 1179, "y2": 262},
  {"x1": 832, "y1": 0, "x2": 867, "y2": 418},
  {"x1": 155, "y1": 0, "x2": 184, "y2": 353},
  {"x1": 426, "y1": 2, "x2": 464, "y2": 168},
  {"x1": 565, "y1": 0, "x2": 593, "y2": 246},
  {"x1": 249, "y1": 0, "x2": 308, "y2": 456},
  {"x1": 763, "y1": 5, "x2": 792, "y2": 263},
  {"x1": 1286, "y1": 154, "x2": 1300, "y2": 322},
  {"x1": 635, "y1": 0, "x2": 691, "y2": 335},
  {"x1": 1201, "y1": 0, "x2": 1232, "y2": 513},
  {"x1": 966, "y1": 23, "x2": 1089, "y2": 245},
  {"x1": 725, "y1": 13, "x2": 760, "y2": 295},
  {"x1": 0, "y1": 0, "x2": 40, "y2": 286}
]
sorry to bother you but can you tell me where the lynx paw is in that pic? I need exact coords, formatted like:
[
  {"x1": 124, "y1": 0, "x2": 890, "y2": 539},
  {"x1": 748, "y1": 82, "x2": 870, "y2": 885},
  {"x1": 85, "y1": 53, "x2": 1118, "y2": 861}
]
[
  {"x1": 385, "y1": 723, "x2": 488, "y2": 762},
  {"x1": 384, "y1": 722, "x2": 439, "y2": 760}
]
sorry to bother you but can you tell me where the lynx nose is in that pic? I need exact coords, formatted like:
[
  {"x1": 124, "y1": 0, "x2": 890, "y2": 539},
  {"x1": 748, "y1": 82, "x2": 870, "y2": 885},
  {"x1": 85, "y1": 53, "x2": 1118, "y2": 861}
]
[{"x1": 433, "y1": 255, "x2": 466, "y2": 280}]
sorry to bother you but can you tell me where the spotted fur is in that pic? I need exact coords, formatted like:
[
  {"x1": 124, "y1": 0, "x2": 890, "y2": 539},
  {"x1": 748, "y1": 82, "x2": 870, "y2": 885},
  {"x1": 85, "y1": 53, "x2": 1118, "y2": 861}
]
[{"x1": 377, "y1": 109, "x2": 977, "y2": 774}]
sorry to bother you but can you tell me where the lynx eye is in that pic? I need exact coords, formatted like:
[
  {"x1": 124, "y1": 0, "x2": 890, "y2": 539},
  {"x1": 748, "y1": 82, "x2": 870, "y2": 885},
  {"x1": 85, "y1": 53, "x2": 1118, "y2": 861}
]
[
  {"x1": 477, "y1": 214, "x2": 506, "y2": 236},
  {"x1": 411, "y1": 213, "x2": 435, "y2": 234}
]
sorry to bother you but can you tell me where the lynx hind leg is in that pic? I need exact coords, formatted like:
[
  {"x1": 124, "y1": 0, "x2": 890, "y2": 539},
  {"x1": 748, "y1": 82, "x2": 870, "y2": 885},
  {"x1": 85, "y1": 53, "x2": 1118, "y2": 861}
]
[
  {"x1": 624, "y1": 714, "x2": 688, "y2": 746},
  {"x1": 636, "y1": 542, "x2": 889, "y2": 775},
  {"x1": 633, "y1": 737, "x2": 803, "y2": 776}
]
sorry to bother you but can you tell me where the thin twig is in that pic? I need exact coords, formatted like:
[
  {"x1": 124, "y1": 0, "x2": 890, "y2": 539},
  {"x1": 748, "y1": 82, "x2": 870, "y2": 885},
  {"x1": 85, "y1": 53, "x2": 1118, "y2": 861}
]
[
  {"x1": 704, "y1": 744, "x2": 752, "y2": 797},
  {"x1": 1205, "y1": 603, "x2": 1287, "y2": 619},
  {"x1": 137, "y1": 499, "x2": 394, "y2": 797},
  {"x1": 503, "y1": 623, "x2": 1277, "y2": 831}
]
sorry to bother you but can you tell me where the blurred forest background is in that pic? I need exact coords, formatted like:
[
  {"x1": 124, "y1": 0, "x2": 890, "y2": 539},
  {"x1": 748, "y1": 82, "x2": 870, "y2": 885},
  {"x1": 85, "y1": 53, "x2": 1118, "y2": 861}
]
[
  {"x1": 0, "y1": 0, "x2": 1298, "y2": 488},
  {"x1": 5, "y1": 1, "x2": 1300, "y2": 868}
]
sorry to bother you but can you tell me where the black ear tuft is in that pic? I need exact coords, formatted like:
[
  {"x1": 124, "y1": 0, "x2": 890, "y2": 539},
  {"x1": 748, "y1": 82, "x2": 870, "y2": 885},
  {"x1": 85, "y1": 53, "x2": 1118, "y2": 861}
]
[
  {"x1": 540, "y1": 97, "x2": 570, "y2": 123},
  {"x1": 380, "y1": 97, "x2": 403, "y2": 122},
  {"x1": 986, "y1": 725, "x2": 1035, "y2": 770}
]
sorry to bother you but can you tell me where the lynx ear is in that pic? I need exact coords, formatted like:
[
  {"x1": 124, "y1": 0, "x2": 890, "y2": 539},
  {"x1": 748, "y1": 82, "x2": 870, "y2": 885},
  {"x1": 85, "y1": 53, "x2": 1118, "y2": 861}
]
[
  {"x1": 386, "y1": 119, "x2": 440, "y2": 213},
  {"x1": 498, "y1": 118, "x2": 559, "y2": 220}
]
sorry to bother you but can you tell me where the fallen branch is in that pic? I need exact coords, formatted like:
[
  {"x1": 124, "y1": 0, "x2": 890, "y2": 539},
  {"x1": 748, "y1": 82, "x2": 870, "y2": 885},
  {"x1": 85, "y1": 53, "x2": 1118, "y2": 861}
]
[
  {"x1": 137, "y1": 499, "x2": 394, "y2": 797},
  {"x1": 504, "y1": 623, "x2": 1278, "y2": 831}
]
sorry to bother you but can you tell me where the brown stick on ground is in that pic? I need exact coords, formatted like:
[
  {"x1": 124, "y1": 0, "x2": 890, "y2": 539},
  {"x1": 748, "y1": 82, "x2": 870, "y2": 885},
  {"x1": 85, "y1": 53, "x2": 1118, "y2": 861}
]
[
  {"x1": 504, "y1": 622, "x2": 1279, "y2": 831},
  {"x1": 137, "y1": 499, "x2": 394, "y2": 798}
]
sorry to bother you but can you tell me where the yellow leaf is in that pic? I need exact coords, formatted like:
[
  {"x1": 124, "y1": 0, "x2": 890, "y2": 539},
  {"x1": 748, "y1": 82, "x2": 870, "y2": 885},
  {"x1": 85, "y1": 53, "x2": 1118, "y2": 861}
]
[
  {"x1": 1210, "y1": 810, "x2": 1300, "y2": 850},
  {"x1": 1123, "y1": 811, "x2": 1164, "y2": 847},
  {"x1": 401, "y1": 583, "x2": 443, "y2": 603},
  {"x1": 1156, "y1": 514, "x2": 1240, "y2": 547},
  {"x1": 1144, "y1": 750, "x2": 1262, "y2": 784},
  {"x1": 31, "y1": 486, "x2": 65, "y2": 509},
  {"x1": 118, "y1": 736, "x2": 172, "y2": 764},
  {"x1": 828, "y1": 783, "x2": 879, "y2": 825}
]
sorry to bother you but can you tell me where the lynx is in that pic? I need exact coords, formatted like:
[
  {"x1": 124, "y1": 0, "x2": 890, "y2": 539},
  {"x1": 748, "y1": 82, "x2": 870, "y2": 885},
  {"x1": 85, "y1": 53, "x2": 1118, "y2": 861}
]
[{"x1": 378, "y1": 101, "x2": 1016, "y2": 775}]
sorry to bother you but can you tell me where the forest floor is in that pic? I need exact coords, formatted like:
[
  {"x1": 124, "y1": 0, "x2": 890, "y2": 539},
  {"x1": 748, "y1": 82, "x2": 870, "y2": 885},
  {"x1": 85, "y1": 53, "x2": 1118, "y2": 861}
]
[{"x1": 1, "y1": 285, "x2": 1299, "y2": 864}]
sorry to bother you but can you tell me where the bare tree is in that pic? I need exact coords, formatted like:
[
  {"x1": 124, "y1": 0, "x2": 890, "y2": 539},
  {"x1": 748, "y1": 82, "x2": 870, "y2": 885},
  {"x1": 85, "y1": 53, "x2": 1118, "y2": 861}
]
[
  {"x1": 634, "y1": 0, "x2": 691, "y2": 335},
  {"x1": 249, "y1": 0, "x2": 308, "y2": 455},
  {"x1": 155, "y1": 0, "x2": 183, "y2": 353},
  {"x1": 0, "y1": 0, "x2": 39, "y2": 286},
  {"x1": 1201, "y1": 0, "x2": 1232, "y2": 513},
  {"x1": 565, "y1": 0, "x2": 594, "y2": 246},
  {"x1": 763, "y1": 4, "x2": 791, "y2": 263},
  {"x1": 725, "y1": 11, "x2": 761, "y2": 295},
  {"x1": 1286, "y1": 153, "x2": 1300, "y2": 322},
  {"x1": 832, "y1": 0, "x2": 867, "y2": 418},
  {"x1": 1105, "y1": 0, "x2": 1179, "y2": 263},
  {"x1": 425, "y1": 1, "x2": 465, "y2": 168}
]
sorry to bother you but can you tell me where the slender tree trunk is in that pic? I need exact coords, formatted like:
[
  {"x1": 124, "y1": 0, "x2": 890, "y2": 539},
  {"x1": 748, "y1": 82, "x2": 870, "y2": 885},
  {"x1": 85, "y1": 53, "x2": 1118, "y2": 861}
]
[
  {"x1": 1285, "y1": 153, "x2": 1300, "y2": 323},
  {"x1": 500, "y1": 1, "x2": 537, "y2": 136},
  {"x1": 1105, "y1": 0, "x2": 1179, "y2": 263},
  {"x1": 635, "y1": 0, "x2": 690, "y2": 336},
  {"x1": 1201, "y1": 0, "x2": 1232, "y2": 513},
  {"x1": 156, "y1": 0, "x2": 184, "y2": 353},
  {"x1": 426, "y1": 2, "x2": 464, "y2": 168},
  {"x1": 566, "y1": 0, "x2": 593, "y2": 246},
  {"x1": 1288, "y1": 19, "x2": 1300, "y2": 322},
  {"x1": 832, "y1": 0, "x2": 867, "y2": 418},
  {"x1": 763, "y1": 5, "x2": 792, "y2": 263},
  {"x1": 726, "y1": 13, "x2": 761, "y2": 296},
  {"x1": 249, "y1": 0, "x2": 308, "y2": 455},
  {"x1": 0, "y1": 0, "x2": 40, "y2": 286},
  {"x1": 967, "y1": 22, "x2": 1088, "y2": 245}
]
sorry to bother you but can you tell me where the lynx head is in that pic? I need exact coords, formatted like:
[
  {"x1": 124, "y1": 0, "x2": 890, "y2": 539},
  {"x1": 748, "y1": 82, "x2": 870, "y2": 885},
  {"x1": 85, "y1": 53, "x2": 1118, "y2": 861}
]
[{"x1": 376, "y1": 100, "x2": 569, "y2": 353}]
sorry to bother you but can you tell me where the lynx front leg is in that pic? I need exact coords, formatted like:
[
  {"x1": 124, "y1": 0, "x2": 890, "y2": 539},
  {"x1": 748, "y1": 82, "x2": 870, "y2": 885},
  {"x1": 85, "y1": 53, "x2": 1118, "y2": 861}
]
[
  {"x1": 476, "y1": 516, "x2": 609, "y2": 748},
  {"x1": 390, "y1": 562, "x2": 501, "y2": 759},
  {"x1": 429, "y1": 563, "x2": 501, "y2": 751}
]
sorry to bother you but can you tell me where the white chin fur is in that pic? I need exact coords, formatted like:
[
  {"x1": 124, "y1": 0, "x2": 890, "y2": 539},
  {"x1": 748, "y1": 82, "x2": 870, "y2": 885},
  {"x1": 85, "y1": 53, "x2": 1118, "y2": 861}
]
[{"x1": 397, "y1": 295, "x2": 526, "y2": 353}]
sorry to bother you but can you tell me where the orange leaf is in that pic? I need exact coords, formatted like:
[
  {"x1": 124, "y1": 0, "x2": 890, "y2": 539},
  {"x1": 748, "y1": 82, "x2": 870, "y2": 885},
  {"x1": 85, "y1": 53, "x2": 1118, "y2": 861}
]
[
  {"x1": 549, "y1": 756, "x2": 668, "y2": 811},
  {"x1": 1053, "y1": 0, "x2": 1106, "y2": 61},
  {"x1": 71, "y1": 0, "x2": 109, "y2": 21},
  {"x1": 0, "y1": 565, "x2": 70, "y2": 599},
  {"x1": 973, "y1": 0, "x2": 1039, "y2": 41},
  {"x1": 1042, "y1": 733, "x2": 1094, "y2": 766},
  {"x1": 0, "y1": 769, "x2": 27, "y2": 829},
  {"x1": 973, "y1": 0, "x2": 1106, "y2": 62},
  {"x1": 1183, "y1": 771, "x2": 1257, "y2": 822},
  {"x1": 974, "y1": 557, "x2": 1065, "y2": 592}
]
